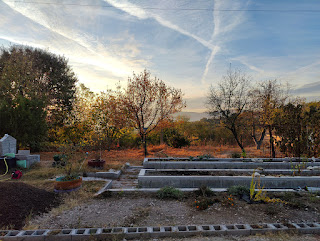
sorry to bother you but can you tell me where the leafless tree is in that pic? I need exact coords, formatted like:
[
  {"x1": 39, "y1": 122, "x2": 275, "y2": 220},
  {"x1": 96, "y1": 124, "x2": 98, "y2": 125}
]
[{"x1": 207, "y1": 68, "x2": 251, "y2": 153}]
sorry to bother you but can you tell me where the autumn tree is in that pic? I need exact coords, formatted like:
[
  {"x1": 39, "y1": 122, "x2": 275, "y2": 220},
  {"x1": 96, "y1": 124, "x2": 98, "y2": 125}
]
[
  {"x1": 123, "y1": 69, "x2": 185, "y2": 156},
  {"x1": 206, "y1": 68, "x2": 251, "y2": 154},
  {"x1": 91, "y1": 89, "x2": 132, "y2": 151},
  {"x1": 246, "y1": 80, "x2": 289, "y2": 154}
]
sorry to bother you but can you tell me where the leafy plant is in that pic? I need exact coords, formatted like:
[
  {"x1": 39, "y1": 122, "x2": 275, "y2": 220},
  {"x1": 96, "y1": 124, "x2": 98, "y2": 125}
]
[
  {"x1": 157, "y1": 186, "x2": 183, "y2": 200},
  {"x1": 57, "y1": 144, "x2": 87, "y2": 181},
  {"x1": 231, "y1": 153, "x2": 241, "y2": 158},
  {"x1": 194, "y1": 186, "x2": 215, "y2": 197},
  {"x1": 222, "y1": 194, "x2": 235, "y2": 206},
  {"x1": 227, "y1": 185, "x2": 250, "y2": 197},
  {"x1": 194, "y1": 197, "x2": 214, "y2": 210},
  {"x1": 197, "y1": 154, "x2": 214, "y2": 160}
]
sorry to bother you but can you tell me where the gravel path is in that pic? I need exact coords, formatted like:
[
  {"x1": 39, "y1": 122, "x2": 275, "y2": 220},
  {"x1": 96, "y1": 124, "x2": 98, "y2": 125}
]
[{"x1": 30, "y1": 195, "x2": 320, "y2": 230}]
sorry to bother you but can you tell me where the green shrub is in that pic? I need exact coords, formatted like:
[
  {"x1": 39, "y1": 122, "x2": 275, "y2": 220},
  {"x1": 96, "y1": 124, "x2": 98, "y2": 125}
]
[
  {"x1": 231, "y1": 153, "x2": 241, "y2": 158},
  {"x1": 157, "y1": 186, "x2": 184, "y2": 200},
  {"x1": 227, "y1": 185, "x2": 250, "y2": 197},
  {"x1": 168, "y1": 133, "x2": 190, "y2": 148},
  {"x1": 194, "y1": 185, "x2": 215, "y2": 197}
]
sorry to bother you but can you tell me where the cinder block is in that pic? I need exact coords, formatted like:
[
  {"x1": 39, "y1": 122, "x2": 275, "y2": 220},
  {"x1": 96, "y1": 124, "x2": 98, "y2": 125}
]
[{"x1": 249, "y1": 223, "x2": 276, "y2": 235}]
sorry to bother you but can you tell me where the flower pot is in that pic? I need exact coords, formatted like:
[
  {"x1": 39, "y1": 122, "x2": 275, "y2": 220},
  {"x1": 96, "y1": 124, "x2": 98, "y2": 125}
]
[
  {"x1": 54, "y1": 176, "x2": 82, "y2": 192},
  {"x1": 88, "y1": 159, "x2": 105, "y2": 168}
]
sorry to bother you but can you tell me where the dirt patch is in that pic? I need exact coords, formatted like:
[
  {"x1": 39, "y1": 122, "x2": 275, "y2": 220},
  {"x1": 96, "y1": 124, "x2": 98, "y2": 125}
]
[
  {"x1": 0, "y1": 181, "x2": 61, "y2": 229},
  {"x1": 28, "y1": 192, "x2": 320, "y2": 230}
]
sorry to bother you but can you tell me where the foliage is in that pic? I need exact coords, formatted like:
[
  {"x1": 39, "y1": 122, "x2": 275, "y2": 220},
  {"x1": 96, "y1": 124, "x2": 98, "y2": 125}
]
[
  {"x1": 231, "y1": 153, "x2": 241, "y2": 158},
  {"x1": 194, "y1": 185, "x2": 215, "y2": 197},
  {"x1": 227, "y1": 185, "x2": 250, "y2": 197},
  {"x1": 56, "y1": 144, "x2": 87, "y2": 180},
  {"x1": 222, "y1": 194, "x2": 235, "y2": 206},
  {"x1": 167, "y1": 131, "x2": 190, "y2": 148},
  {"x1": 0, "y1": 45, "x2": 77, "y2": 150},
  {"x1": 274, "y1": 102, "x2": 307, "y2": 157},
  {"x1": 123, "y1": 69, "x2": 185, "y2": 156},
  {"x1": 246, "y1": 79, "x2": 289, "y2": 151},
  {"x1": 157, "y1": 186, "x2": 184, "y2": 200},
  {"x1": 194, "y1": 197, "x2": 213, "y2": 210}
]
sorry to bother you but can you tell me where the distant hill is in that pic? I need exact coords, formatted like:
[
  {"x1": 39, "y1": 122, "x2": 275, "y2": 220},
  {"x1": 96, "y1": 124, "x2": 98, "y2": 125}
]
[{"x1": 173, "y1": 112, "x2": 210, "y2": 122}]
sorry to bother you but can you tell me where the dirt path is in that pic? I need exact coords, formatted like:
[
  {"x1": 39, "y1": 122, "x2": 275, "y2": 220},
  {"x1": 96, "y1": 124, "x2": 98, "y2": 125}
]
[{"x1": 29, "y1": 194, "x2": 320, "y2": 230}]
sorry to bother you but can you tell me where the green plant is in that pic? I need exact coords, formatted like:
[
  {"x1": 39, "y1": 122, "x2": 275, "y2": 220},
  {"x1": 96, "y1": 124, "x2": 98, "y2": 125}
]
[
  {"x1": 194, "y1": 197, "x2": 213, "y2": 210},
  {"x1": 227, "y1": 185, "x2": 250, "y2": 197},
  {"x1": 241, "y1": 150, "x2": 247, "y2": 158},
  {"x1": 194, "y1": 185, "x2": 215, "y2": 197},
  {"x1": 157, "y1": 186, "x2": 184, "y2": 200},
  {"x1": 197, "y1": 154, "x2": 214, "y2": 160},
  {"x1": 57, "y1": 144, "x2": 87, "y2": 181},
  {"x1": 222, "y1": 194, "x2": 235, "y2": 206},
  {"x1": 290, "y1": 157, "x2": 308, "y2": 175},
  {"x1": 231, "y1": 153, "x2": 241, "y2": 158}
]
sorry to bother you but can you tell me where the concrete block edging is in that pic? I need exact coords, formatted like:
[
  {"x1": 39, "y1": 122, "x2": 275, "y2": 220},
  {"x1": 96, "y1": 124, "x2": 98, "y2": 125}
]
[{"x1": 1, "y1": 222, "x2": 320, "y2": 240}]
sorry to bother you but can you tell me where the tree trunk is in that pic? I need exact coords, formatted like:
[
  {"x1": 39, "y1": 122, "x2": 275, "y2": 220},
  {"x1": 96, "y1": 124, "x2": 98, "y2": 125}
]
[
  {"x1": 143, "y1": 133, "x2": 148, "y2": 157},
  {"x1": 269, "y1": 125, "x2": 275, "y2": 158},
  {"x1": 230, "y1": 127, "x2": 245, "y2": 153},
  {"x1": 254, "y1": 128, "x2": 266, "y2": 150},
  {"x1": 160, "y1": 128, "x2": 164, "y2": 145}
]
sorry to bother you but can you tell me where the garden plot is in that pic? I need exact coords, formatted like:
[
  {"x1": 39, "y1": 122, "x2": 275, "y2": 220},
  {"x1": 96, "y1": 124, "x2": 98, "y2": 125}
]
[{"x1": 139, "y1": 158, "x2": 320, "y2": 189}]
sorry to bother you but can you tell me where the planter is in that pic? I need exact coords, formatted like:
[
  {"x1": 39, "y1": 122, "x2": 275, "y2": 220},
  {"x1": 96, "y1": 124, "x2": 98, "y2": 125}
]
[
  {"x1": 88, "y1": 159, "x2": 105, "y2": 168},
  {"x1": 54, "y1": 176, "x2": 82, "y2": 192}
]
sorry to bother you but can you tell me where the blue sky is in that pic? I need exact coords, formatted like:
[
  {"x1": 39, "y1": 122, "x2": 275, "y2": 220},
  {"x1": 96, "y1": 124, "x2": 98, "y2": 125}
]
[{"x1": 1, "y1": 0, "x2": 320, "y2": 112}]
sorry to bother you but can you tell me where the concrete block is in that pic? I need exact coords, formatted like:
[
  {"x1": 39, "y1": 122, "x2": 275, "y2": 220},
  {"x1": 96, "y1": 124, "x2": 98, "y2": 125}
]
[
  {"x1": 17, "y1": 150, "x2": 30, "y2": 155},
  {"x1": 2, "y1": 230, "x2": 24, "y2": 241},
  {"x1": 45, "y1": 229, "x2": 72, "y2": 241},
  {"x1": 249, "y1": 223, "x2": 276, "y2": 235}
]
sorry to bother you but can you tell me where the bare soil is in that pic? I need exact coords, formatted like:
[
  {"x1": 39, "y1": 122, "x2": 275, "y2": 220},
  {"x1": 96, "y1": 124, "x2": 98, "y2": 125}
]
[
  {"x1": 28, "y1": 192, "x2": 320, "y2": 230},
  {"x1": 0, "y1": 182, "x2": 61, "y2": 229}
]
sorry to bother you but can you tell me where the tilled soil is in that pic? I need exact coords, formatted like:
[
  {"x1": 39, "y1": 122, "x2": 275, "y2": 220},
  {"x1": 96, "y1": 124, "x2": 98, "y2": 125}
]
[
  {"x1": 0, "y1": 182, "x2": 60, "y2": 229},
  {"x1": 29, "y1": 193, "x2": 320, "y2": 230}
]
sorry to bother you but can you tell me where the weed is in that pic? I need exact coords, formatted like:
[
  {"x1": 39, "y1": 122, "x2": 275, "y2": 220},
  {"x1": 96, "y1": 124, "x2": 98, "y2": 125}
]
[
  {"x1": 222, "y1": 194, "x2": 235, "y2": 207},
  {"x1": 157, "y1": 186, "x2": 183, "y2": 200},
  {"x1": 194, "y1": 197, "x2": 211, "y2": 210},
  {"x1": 227, "y1": 185, "x2": 250, "y2": 197},
  {"x1": 197, "y1": 154, "x2": 214, "y2": 160},
  {"x1": 250, "y1": 170, "x2": 288, "y2": 204},
  {"x1": 231, "y1": 153, "x2": 241, "y2": 158},
  {"x1": 194, "y1": 185, "x2": 215, "y2": 197}
]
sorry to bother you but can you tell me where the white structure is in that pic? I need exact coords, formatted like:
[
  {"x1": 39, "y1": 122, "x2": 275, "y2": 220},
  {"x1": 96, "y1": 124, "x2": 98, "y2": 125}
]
[{"x1": 0, "y1": 134, "x2": 16, "y2": 156}]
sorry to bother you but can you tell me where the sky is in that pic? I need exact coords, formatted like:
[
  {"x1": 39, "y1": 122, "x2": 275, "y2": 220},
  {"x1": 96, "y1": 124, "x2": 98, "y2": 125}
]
[{"x1": 1, "y1": 0, "x2": 320, "y2": 112}]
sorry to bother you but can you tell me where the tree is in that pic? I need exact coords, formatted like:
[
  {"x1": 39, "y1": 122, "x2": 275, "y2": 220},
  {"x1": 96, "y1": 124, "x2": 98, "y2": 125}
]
[
  {"x1": 91, "y1": 89, "x2": 132, "y2": 151},
  {"x1": 0, "y1": 45, "x2": 78, "y2": 149},
  {"x1": 206, "y1": 68, "x2": 250, "y2": 153},
  {"x1": 123, "y1": 69, "x2": 185, "y2": 156},
  {"x1": 247, "y1": 80, "x2": 289, "y2": 154},
  {"x1": 274, "y1": 102, "x2": 307, "y2": 157}
]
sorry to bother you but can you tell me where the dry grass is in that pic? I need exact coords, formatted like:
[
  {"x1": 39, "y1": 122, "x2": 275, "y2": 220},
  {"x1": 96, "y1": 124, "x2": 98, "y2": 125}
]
[{"x1": 35, "y1": 144, "x2": 285, "y2": 171}]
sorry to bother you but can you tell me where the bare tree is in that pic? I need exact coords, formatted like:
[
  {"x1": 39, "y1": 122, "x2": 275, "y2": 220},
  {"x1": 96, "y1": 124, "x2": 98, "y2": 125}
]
[
  {"x1": 123, "y1": 69, "x2": 185, "y2": 156},
  {"x1": 206, "y1": 68, "x2": 251, "y2": 153}
]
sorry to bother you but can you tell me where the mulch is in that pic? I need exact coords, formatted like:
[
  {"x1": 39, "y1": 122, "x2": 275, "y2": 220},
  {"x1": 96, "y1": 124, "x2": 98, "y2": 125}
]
[{"x1": 0, "y1": 181, "x2": 61, "y2": 229}]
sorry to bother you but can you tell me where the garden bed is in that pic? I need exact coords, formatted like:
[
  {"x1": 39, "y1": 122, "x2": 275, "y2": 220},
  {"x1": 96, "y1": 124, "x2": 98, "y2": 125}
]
[{"x1": 143, "y1": 169, "x2": 320, "y2": 176}]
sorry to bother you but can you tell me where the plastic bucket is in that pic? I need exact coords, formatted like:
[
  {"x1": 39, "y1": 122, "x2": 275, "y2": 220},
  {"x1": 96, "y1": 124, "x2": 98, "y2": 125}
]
[{"x1": 16, "y1": 160, "x2": 27, "y2": 168}]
